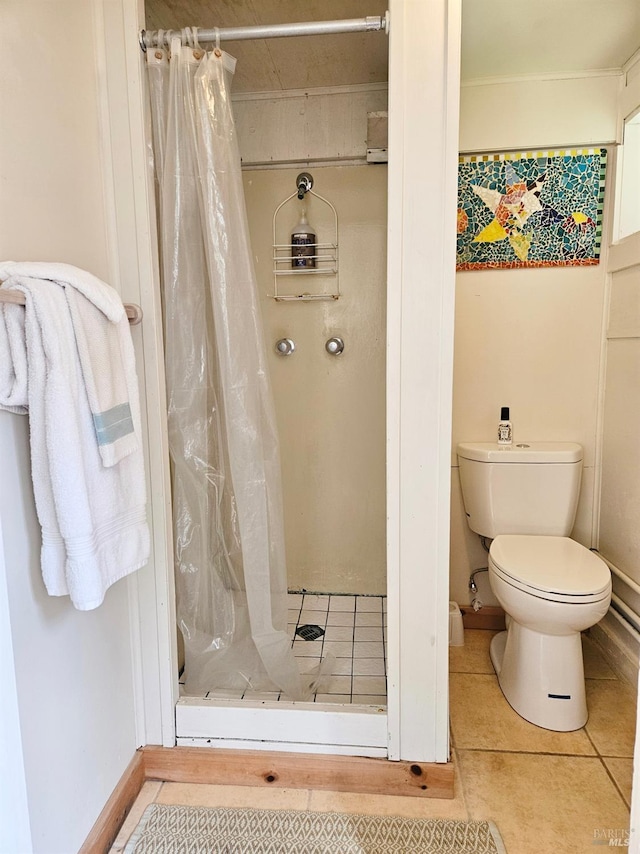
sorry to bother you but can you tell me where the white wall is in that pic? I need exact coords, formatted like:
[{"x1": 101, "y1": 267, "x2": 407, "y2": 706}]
[
  {"x1": 0, "y1": 3, "x2": 139, "y2": 850},
  {"x1": 459, "y1": 73, "x2": 620, "y2": 153},
  {"x1": 451, "y1": 73, "x2": 619, "y2": 607},
  {"x1": 234, "y1": 83, "x2": 390, "y2": 595},
  {"x1": 244, "y1": 165, "x2": 387, "y2": 595}
]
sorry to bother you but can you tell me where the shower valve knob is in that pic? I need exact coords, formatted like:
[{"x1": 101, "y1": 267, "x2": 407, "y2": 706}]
[
  {"x1": 275, "y1": 338, "x2": 295, "y2": 356},
  {"x1": 325, "y1": 336, "x2": 344, "y2": 355}
]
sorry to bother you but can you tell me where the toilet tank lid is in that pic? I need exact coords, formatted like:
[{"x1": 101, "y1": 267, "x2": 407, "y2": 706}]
[{"x1": 456, "y1": 442, "x2": 583, "y2": 463}]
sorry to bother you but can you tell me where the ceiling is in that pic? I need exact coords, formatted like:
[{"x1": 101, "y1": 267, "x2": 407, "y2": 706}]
[
  {"x1": 461, "y1": 0, "x2": 640, "y2": 81},
  {"x1": 144, "y1": 0, "x2": 640, "y2": 93},
  {"x1": 144, "y1": 0, "x2": 389, "y2": 92}
]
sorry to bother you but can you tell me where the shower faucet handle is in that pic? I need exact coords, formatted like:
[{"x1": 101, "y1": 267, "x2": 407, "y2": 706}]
[
  {"x1": 275, "y1": 338, "x2": 295, "y2": 356},
  {"x1": 325, "y1": 337, "x2": 344, "y2": 355}
]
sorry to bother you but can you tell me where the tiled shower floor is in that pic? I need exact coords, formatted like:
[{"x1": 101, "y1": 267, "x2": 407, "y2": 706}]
[{"x1": 180, "y1": 593, "x2": 387, "y2": 706}]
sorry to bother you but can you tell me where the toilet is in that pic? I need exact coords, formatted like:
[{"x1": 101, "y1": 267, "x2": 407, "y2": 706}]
[{"x1": 456, "y1": 441, "x2": 611, "y2": 731}]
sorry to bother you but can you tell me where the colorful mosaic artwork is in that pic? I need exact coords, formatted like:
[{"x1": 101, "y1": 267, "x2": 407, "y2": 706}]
[{"x1": 456, "y1": 148, "x2": 607, "y2": 271}]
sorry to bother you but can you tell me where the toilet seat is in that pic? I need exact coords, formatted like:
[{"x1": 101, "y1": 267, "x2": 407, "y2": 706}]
[{"x1": 489, "y1": 535, "x2": 611, "y2": 604}]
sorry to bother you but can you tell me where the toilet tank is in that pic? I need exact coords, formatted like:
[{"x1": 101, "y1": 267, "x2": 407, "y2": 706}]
[{"x1": 456, "y1": 442, "x2": 583, "y2": 538}]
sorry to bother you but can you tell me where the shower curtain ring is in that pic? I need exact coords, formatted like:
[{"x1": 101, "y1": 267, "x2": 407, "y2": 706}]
[
  {"x1": 213, "y1": 26, "x2": 221, "y2": 56},
  {"x1": 192, "y1": 26, "x2": 204, "y2": 59}
]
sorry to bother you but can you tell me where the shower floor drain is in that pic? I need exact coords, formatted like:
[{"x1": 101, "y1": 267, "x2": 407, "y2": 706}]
[{"x1": 295, "y1": 624, "x2": 325, "y2": 641}]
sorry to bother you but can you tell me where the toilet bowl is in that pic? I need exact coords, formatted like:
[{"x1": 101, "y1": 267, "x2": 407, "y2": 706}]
[
  {"x1": 456, "y1": 441, "x2": 612, "y2": 731},
  {"x1": 488, "y1": 534, "x2": 611, "y2": 731}
]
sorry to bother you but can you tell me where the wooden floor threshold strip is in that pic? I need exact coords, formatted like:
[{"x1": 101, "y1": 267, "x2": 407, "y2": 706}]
[
  {"x1": 81, "y1": 745, "x2": 454, "y2": 853},
  {"x1": 143, "y1": 745, "x2": 453, "y2": 799}
]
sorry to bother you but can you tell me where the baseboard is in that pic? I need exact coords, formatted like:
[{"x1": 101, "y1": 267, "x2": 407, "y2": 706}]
[
  {"x1": 460, "y1": 604, "x2": 506, "y2": 631},
  {"x1": 78, "y1": 751, "x2": 145, "y2": 854},
  {"x1": 589, "y1": 610, "x2": 640, "y2": 691},
  {"x1": 81, "y1": 745, "x2": 455, "y2": 851}
]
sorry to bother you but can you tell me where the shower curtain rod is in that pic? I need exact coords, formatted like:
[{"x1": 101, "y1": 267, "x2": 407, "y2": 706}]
[{"x1": 140, "y1": 13, "x2": 389, "y2": 51}]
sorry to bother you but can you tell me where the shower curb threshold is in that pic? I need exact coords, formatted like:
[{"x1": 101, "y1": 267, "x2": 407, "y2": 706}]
[{"x1": 176, "y1": 696, "x2": 388, "y2": 757}]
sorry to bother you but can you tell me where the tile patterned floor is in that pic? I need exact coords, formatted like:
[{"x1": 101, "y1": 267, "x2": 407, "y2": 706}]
[
  {"x1": 182, "y1": 593, "x2": 388, "y2": 706},
  {"x1": 449, "y1": 629, "x2": 634, "y2": 853},
  {"x1": 117, "y1": 628, "x2": 635, "y2": 854}
]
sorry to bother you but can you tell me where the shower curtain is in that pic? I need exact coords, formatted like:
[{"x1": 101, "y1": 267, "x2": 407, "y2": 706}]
[{"x1": 147, "y1": 32, "x2": 318, "y2": 700}]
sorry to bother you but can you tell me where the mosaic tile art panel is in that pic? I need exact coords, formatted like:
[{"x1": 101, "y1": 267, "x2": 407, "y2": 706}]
[{"x1": 456, "y1": 148, "x2": 607, "y2": 271}]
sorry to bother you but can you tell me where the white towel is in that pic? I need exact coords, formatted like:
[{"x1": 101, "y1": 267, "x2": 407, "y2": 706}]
[
  {"x1": 0, "y1": 263, "x2": 150, "y2": 610},
  {"x1": 0, "y1": 261, "x2": 136, "y2": 465}
]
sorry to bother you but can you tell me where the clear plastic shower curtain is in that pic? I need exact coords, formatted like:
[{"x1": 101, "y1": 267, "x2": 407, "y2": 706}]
[{"x1": 147, "y1": 36, "x2": 317, "y2": 700}]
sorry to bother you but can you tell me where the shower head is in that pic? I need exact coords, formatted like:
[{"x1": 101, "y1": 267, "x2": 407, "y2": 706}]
[{"x1": 296, "y1": 172, "x2": 313, "y2": 199}]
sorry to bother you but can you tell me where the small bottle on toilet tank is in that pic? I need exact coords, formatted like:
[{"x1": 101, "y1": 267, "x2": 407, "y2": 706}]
[{"x1": 497, "y1": 407, "x2": 512, "y2": 445}]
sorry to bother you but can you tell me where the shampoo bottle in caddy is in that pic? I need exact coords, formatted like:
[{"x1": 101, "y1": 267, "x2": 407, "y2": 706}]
[{"x1": 291, "y1": 207, "x2": 316, "y2": 269}]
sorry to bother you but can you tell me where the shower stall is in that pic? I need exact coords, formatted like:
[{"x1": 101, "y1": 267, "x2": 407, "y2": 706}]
[
  {"x1": 146, "y1": 13, "x2": 389, "y2": 710},
  {"x1": 124, "y1": 0, "x2": 458, "y2": 760}
]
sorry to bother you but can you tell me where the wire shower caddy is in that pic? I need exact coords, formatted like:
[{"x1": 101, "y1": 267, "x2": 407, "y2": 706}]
[{"x1": 271, "y1": 174, "x2": 339, "y2": 301}]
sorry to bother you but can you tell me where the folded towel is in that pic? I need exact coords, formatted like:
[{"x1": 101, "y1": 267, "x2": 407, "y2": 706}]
[
  {"x1": 0, "y1": 261, "x2": 135, "y2": 465},
  {"x1": 0, "y1": 265, "x2": 150, "y2": 610},
  {"x1": 0, "y1": 261, "x2": 125, "y2": 321}
]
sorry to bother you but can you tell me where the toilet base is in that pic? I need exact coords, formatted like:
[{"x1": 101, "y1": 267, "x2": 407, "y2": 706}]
[{"x1": 490, "y1": 623, "x2": 587, "y2": 731}]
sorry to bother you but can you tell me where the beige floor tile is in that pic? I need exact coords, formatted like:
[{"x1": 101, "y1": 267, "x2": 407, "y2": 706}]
[
  {"x1": 352, "y1": 657, "x2": 386, "y2": 676},
  {"x1": 603, "y1": 757, "x2": 634, "y2": 807},
  {"x1": 355, "y1": 612, "x2": 383, "y2": 627},
  {"x1": 328, "y1": 595, "x2": 356, "y2": 612},
  {"x1": 323, "y1": 640, "x2": 354, "y2": 658},
  {"x1": 322, "y1": 625, "x2": 354, "y2": 642},
  {"x1": 303, "y1": 594, "x2": 329, "y2": 610},
  {"x1": 457, "y1": 750, "x2": 629, "y2": 854},
  {"x1": 583, "y1": 634, "x2": 618, "y2": 680},
  {"x1": 156, "y1": 782, "x2": 310, "y2": 811},
  {"x1": 327, "y1": 657, "x2": 353, "y2": 676},
  {"x1": 293, "y1": 646, "x2": 321, "y2": 660},
  {"x1": 324, "y1": 674, "x2": 352, "y2": 694},
  {"x1": 299, "y1": 610, "x2": 328, "y2": 626},
  {"x1": 356, "y1": 597, "x2": 383, "y2": 613},
  {"x1": 585, "y1": 679, "x2": 637, "y2": 757},
  {"x1": 449, "y1": 629, "x2": 497, "y2": 675},
  {"x1": 353, "y1": 641, "x2": 384, "y2": 658},
  {"x1": 352, "y1": 675, "x2": 387, "y2": 695},
  {"x1": 326, "y1": 611, "x2": 355, "y2": 626},
  {"x1": 354, "y1": 626, "x2": 385, "y2": 642},
  {"x1": 109, "y1": 780, "x2": 162, "y2": 852},
  {"x1": 450, "y1": 673, "x2": 596, "y2": 755}
]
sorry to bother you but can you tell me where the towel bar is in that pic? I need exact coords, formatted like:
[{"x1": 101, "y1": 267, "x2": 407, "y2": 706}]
[{"x1": 0, "y1": 289, "x2": 143, "y2": 325}]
